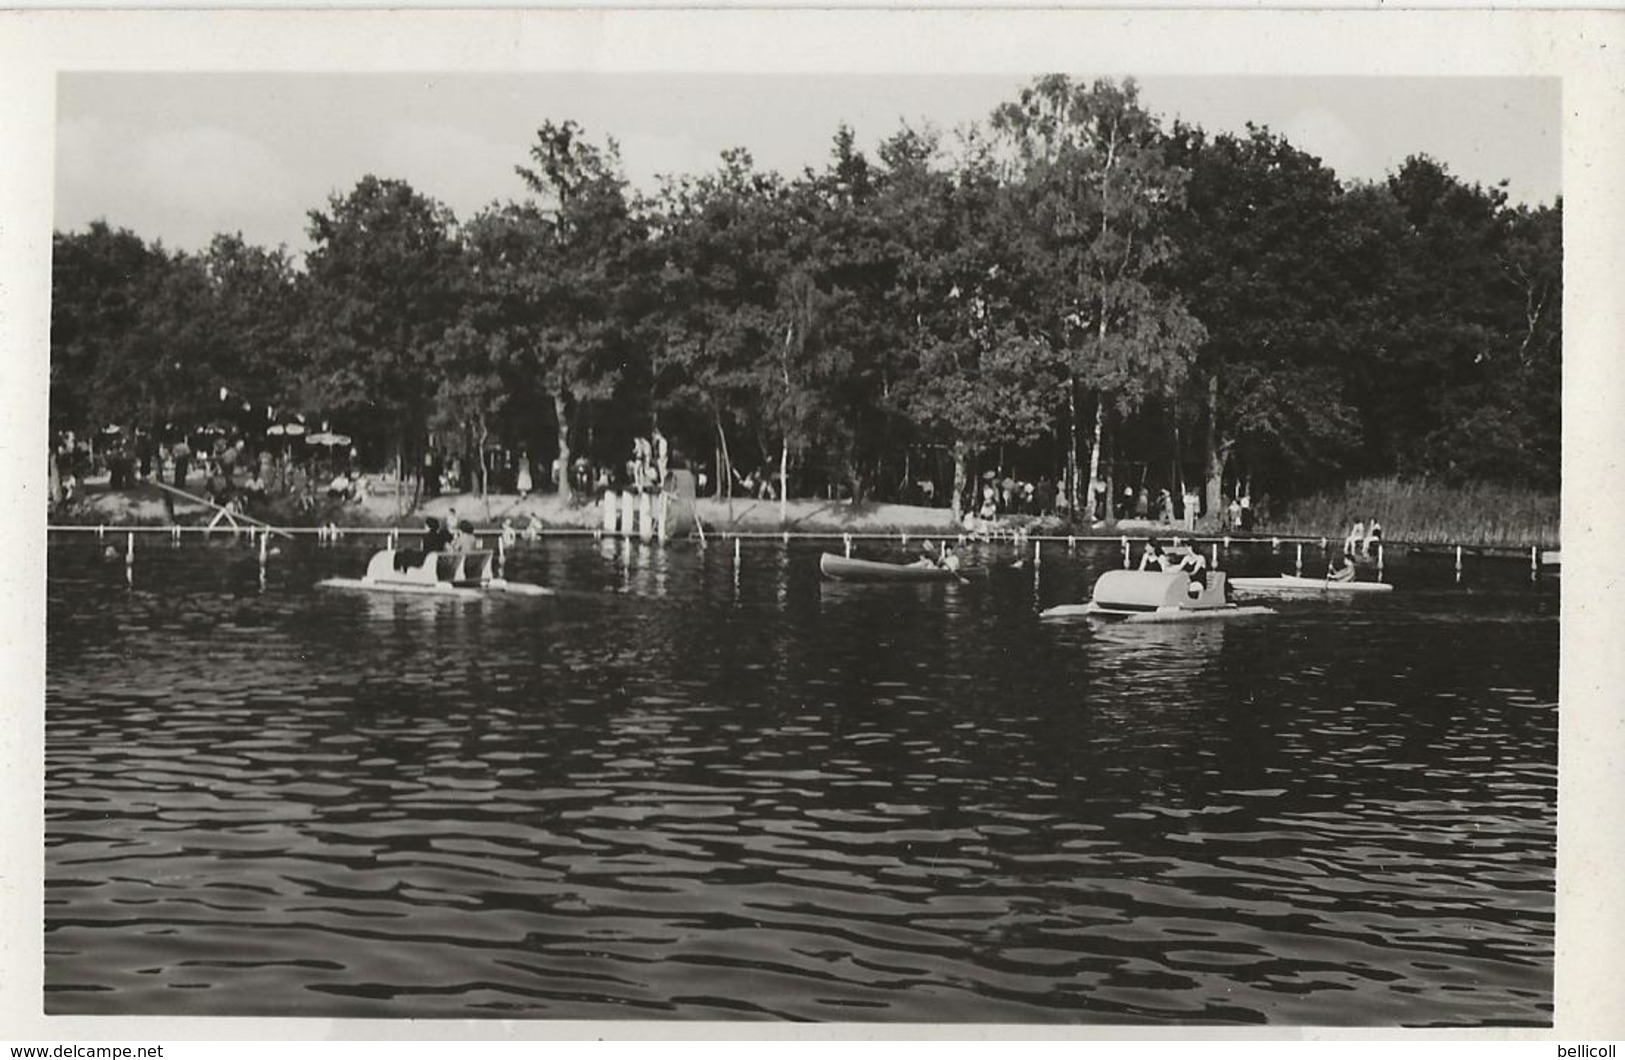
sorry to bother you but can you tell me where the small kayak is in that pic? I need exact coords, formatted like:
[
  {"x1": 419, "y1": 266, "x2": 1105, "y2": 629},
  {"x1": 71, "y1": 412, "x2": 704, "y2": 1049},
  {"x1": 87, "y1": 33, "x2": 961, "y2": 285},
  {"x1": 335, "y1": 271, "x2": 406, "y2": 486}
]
[
  {"x1": 1229, "y1": 574, "x2": 1393, "y2": 597},
  {"x1": 819, "y1": 552, "x2": 964, "y2": 582}
]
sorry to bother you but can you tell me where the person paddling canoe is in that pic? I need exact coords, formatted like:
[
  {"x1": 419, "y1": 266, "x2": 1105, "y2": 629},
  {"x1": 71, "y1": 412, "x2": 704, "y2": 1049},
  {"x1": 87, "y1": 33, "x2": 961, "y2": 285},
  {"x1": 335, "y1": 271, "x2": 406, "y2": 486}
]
[
  {"x1": 910, "y1": 540, "x2": 962, "y2": 572},
  {"x1": 1327, "y1": 551, "x2": 1357, "y2": 583}
]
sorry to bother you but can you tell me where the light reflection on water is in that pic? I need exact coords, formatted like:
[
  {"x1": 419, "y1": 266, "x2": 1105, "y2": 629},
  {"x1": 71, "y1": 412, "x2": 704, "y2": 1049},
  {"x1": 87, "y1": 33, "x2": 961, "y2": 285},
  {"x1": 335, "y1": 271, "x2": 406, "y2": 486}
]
[{"x1": 45, "y1": 536, "x2": 1556, "y2": 1023}]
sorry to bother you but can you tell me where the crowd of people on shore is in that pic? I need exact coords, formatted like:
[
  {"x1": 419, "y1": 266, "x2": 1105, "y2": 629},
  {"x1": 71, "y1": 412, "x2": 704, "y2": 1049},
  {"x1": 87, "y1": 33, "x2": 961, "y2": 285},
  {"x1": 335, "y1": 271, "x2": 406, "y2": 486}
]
[{"x1": 50, "y1": 427, "x2": 368, "y2": 515}]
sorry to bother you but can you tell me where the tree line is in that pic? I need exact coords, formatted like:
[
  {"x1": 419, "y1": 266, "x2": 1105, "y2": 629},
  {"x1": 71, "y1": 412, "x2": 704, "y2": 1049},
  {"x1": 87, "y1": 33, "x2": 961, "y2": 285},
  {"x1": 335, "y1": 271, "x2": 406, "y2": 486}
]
[{"x1": 51, "y1": 75, "x2": 1561, "y2": 517}]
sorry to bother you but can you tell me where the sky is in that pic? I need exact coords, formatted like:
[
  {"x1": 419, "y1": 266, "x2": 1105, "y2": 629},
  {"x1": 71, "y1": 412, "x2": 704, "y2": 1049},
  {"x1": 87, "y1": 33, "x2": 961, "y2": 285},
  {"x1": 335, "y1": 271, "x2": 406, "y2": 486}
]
[{"x1": 54, "y1": 72, "x2": 1561, "y2": 256}]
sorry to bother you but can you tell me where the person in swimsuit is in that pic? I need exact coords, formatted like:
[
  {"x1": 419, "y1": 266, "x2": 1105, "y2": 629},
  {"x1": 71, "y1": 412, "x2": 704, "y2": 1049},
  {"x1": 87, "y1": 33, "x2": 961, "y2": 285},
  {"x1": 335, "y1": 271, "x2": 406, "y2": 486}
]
[{"x1": 422, "y1": 516, "x2": 452, "y2": 552}]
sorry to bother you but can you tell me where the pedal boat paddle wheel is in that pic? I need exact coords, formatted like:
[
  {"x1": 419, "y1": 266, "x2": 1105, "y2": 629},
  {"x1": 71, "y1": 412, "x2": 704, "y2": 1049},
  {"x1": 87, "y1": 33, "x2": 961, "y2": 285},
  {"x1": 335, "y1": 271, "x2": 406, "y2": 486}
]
[
  {"x1": 318, "y1": 549, "x2": 552, "y2": 598},
  {"x1": 1040, "y1": 569, "x2": 1272, "y2": 623}
]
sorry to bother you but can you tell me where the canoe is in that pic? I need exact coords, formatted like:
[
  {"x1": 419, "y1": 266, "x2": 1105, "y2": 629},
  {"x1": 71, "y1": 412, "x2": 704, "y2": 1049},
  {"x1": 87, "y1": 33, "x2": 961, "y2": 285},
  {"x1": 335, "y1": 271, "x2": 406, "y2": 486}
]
[
  {"x1": 1041, "y1": 569, "x2": 1272, "y2": 623},
  {"x1": 819, "y1": 552, "x2": 963, "y2": 582},
  {"x1": 318, "y1": 548, "x2": 553, "y2": 598},
  {"x1": 1229, "y1": 574, "x2": 1393, "y2": 597}
]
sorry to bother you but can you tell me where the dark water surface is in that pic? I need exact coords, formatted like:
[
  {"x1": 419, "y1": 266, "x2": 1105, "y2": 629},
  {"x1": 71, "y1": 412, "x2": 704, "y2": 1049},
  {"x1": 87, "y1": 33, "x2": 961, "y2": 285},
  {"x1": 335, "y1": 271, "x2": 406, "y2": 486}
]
[{"x1": 45, "y1": 535, "x2": 1558, "y2": 1024}]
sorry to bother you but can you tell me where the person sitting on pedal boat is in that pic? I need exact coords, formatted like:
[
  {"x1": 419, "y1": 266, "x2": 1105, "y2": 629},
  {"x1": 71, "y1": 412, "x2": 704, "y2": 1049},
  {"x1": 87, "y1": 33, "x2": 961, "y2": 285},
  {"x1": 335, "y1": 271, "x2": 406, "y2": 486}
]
[
  {"x1": 1138, "y1": 538, "x2": 1166, "y2": 571},
  {"x1": 450, "y1": 519, "x2": 478, "y2": 553},
  {"x1": 422, "y1": 516, "x2": 452, "y2": 553},
  {"x1": 1176, "y1": 546, "x2": 1208, "y2": 586}
]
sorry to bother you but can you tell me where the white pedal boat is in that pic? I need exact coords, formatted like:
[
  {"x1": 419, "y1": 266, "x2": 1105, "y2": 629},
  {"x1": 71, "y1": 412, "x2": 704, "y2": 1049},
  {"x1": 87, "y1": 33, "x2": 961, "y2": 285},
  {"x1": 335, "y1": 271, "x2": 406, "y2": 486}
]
[
  {"x1": 1041, "y1": 570, "x2": 1273, "y2": 623},
  {"x1": 1229, "y1": 574, "x2": 1393, "y2": 597},
  {"x1": 318, "y1": 548, "x2": 552, "y2": 598}
]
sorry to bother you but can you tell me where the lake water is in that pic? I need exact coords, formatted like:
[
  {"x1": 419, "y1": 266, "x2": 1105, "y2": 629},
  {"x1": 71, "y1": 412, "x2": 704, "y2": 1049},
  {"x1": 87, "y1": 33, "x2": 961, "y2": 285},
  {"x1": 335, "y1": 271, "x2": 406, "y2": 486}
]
[{"x1": 44, "y1": 534, "x2": 1558, "y2": 1025}]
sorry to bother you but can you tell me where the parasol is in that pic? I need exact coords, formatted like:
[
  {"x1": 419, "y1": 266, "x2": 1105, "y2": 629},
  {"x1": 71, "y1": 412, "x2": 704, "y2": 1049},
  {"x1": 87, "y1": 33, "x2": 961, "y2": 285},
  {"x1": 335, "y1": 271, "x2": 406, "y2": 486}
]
[{"x1": 306, "y1": 431, "x2": 353, "y2": 448}]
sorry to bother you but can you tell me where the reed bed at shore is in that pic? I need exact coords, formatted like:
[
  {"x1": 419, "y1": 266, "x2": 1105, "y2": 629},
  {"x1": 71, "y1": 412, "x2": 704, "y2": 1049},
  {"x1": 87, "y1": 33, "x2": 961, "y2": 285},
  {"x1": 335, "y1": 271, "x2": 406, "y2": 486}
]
[{"x1": 1265, "y1": 477, "x2": 1559, "y2": 549}]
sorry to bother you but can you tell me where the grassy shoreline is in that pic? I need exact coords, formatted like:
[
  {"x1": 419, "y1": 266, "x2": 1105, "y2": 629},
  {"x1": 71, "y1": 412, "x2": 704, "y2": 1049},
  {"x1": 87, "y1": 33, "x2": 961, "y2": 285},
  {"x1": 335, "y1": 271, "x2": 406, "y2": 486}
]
[{"x1": 48, "y1": 475, "x2": 1559, "y2": 549}]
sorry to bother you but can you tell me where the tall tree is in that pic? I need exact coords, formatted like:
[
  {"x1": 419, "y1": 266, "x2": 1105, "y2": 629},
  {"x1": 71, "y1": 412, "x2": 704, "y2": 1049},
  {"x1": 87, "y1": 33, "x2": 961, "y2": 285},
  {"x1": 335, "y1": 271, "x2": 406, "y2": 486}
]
[
  {"x1": 302, "y1": 176, "x2": 463, "y2": 486},
  {"x1": 889, "y1": 130, "x2": 1065, "y2": 516},
  {"x1": 647, "y1": 148, "x2": 792, "y2": 497},
  {"x1": 1165, "y1": 124, "x2": 1368, "y2": 509},
  {"x1": 992, "y1": 76, "x2": 1205, "y2": 517},
  {"x1": 201, "y1": 232, "x2": 304, "y2": 426},
  {"x1": 511, "y1": 121, "x2": 644, "y2": 500}
]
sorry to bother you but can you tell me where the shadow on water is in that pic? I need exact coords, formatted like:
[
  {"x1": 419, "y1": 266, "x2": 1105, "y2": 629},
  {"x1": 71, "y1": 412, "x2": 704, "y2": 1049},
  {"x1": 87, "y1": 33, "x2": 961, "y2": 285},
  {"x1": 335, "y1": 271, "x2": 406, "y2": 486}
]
[{"x1": 44, "y1": 536, "x2": 1556, "y2": 1024}]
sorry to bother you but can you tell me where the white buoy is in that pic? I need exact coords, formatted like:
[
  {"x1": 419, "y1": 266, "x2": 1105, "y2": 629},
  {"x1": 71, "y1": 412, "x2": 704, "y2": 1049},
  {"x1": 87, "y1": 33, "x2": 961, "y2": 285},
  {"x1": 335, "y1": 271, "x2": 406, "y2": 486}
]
[
  {"x1": 97, "y1": 524, "x2": 106, "y2": 540},
  {"x1": 900, "y1": 532, "x2": 908, "y2": 546},
  {"x1": 258, "y1": 529, "x2": 268, "y2": 565},
  {"x1": 1211, "y1": 543, "x2": 1219, "y2": 568},
  {"x1": 734, "y1": 538, "x2": 741, "y2": 564},
  {"x1": 1121, "y1": 537, "x2": 1130, "y2": 568},
  {"x1": 1295, "y1": 542, "x2": 1304, "y2": 575},
  {"x1": 1033, "y1": 540, "x2": 1041, "y2": 567},
  {"x1": 1377, "y1": 543, "x2": 1384, "y2": 574},
  {"x1": 1271, "y1": 536, "x2": 1279, "y2": 549},
  {"x1": 125, "y1": 531, "x2": 134, "y2": 566},
  {"x1": 1320, "y1": 537, "x2": 1328, "y2": 550},
  {"x1": 1223, "y1": 535, "x2": 1230, "y2": 548},
  {"x1": 1530, "y1": 545, "x2": 1538, "y2": 578},
  {"x1": 1068, "y1": 535, "x2": 1076, "y2": 551},
  {"x1": 1455, "y1": 545, "x2": 1463, "y2": 572},
  {"x1": 843, "y1": 533, "x2": 852, "y2": 558}
]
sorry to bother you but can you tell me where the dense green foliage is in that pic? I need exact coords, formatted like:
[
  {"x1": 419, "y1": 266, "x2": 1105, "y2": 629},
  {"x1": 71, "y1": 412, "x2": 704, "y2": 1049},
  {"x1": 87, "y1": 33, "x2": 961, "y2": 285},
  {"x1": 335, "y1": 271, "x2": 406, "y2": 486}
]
[{"x1": 51, "y1": 76, "x2": 1560, "y2": 514}]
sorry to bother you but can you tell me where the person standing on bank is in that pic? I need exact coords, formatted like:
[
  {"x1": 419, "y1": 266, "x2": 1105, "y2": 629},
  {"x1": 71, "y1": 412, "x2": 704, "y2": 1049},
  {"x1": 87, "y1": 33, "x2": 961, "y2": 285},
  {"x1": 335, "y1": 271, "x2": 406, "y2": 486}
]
[
  {"x1": 171, "y1": 437, "x2": 191, "y2": 490},
  {"x1": 516, "y1": 451, "x2": 533, "y2": 499},
  {"x1": 652, "y1": 427, "x2": 669, "y2": 490}
]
